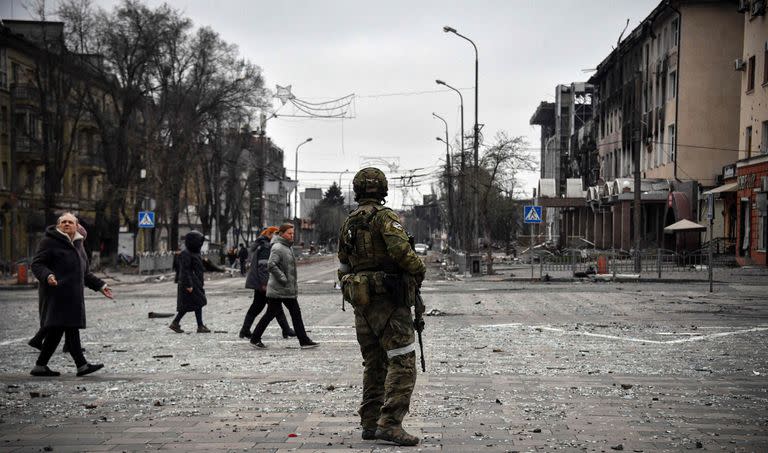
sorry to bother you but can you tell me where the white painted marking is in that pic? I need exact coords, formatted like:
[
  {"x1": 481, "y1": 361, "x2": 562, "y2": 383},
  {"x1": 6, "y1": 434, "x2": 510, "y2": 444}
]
[
  {"x1": 0, "y1": 337, "x2": 27, "y2": 346},
  {"x1": 532, "y1": 326, "x2": 768, "y2": 345}
]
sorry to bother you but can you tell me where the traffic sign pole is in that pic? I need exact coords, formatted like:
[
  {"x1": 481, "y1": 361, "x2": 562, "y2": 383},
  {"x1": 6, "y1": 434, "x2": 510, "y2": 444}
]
[{"x1": 523, "y1": 205, "x2": 542, "y2": 280}]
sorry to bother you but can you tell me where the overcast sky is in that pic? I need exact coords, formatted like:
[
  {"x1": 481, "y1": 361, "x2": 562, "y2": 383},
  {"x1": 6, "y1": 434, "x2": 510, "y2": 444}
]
[{"x1": 2, "y1": 0, "x2": 660, "y2": 208}]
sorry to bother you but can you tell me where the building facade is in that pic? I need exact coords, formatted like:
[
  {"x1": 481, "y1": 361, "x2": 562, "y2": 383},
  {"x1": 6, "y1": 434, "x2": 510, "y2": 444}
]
[
  {"x1": 0, "y1": 20, "x2": 107, "y2": 265},
  {"x1": 733, "y1": 1, "x2": 768, "y2": 265}
]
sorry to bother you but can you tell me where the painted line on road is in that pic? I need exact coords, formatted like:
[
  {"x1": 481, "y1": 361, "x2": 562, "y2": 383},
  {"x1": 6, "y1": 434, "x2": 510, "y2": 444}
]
[
  {"x1": 0, "y1": 337, "x2": 27, "y2": 346},
  {"x1": 532, "y1": 325, "x2": 768, "y2": 344}
]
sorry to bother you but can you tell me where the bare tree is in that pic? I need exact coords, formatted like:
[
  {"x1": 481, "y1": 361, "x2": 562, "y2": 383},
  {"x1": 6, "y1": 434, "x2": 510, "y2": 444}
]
[
  {"x1": 19, "y1": 1, "x2": 87, "y2": 226},
  {"x1": 476, "y1": 132, "x2": 535, "y2": 274},
  {"x1": 58, "y1": 0, "x2": 179, "y2": 262}
]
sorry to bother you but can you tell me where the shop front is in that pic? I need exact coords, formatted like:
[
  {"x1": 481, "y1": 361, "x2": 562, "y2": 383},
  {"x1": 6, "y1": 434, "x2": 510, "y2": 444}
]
[{"x1": 735, "y1": 156, "x2": 768, "y2": 267}]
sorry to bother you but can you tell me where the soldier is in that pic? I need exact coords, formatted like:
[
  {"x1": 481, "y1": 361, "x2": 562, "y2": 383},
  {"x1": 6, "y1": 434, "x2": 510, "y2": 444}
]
[{"x1": 337, "y1": 167, "x2": 426, "y2": 446}]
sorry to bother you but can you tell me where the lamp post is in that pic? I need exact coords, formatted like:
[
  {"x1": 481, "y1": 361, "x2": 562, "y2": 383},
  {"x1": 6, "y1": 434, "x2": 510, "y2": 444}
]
[
  {"x1": 443, "y1": 25, "x2": 479, "y2": 253},
  {"x1": 294, "y1": 137, "x2": 313, "y2": 244},
  {"x1": 436, "y1": 79, "x2": 466, "y2": 251},
  {"x1": 433, "y1": 112, "x2": 455, "y2": 250},
  {"x1": 257, "y1": 112, "x2": 278, "y2": 231}
]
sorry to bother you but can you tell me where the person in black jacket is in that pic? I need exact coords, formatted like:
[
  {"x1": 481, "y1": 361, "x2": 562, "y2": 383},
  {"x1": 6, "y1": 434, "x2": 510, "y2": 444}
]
[
  {"x1": 239, "y1": 227, "x2": 294, "y2": 339},
  {"x1": 237, "y1": 243, "x2": 248, "y2": 276},
  {"x1": 28, "y1": 222, "x2": 90, "y2": 354},
  {"x1": 30, "y1": 213, "x2": 113, "y2": 377},
  {"x1": 169, "y1": 231, "x2": 210, "y2": 333}
]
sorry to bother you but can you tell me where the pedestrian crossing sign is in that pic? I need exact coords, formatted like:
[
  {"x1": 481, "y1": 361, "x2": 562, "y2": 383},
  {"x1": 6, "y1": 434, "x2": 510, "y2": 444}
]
[
  {"x1": 138, "y1": 211, "x2": 155, "y2": 228},
  {"x1": 524, "y1": 205, "x2": 542, "y2": 224}
]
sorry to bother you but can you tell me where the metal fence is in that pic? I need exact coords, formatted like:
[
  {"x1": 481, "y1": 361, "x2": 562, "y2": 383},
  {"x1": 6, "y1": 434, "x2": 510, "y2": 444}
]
[
  {"x1": 137, "y1": 251, "x2": 217, "y2": 274},
  {"x1": 540, "y1": 248, "x2": 736, "y2": 277}
]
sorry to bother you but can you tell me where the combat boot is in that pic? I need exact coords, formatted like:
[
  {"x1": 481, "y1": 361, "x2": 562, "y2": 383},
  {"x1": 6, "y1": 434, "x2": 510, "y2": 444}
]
[
  {"x1": 374, "y1": 425, "x2": 419, "y2": 446},
  {"x1": 361, "y1": 426, "x2": 377, "y2": 440}
]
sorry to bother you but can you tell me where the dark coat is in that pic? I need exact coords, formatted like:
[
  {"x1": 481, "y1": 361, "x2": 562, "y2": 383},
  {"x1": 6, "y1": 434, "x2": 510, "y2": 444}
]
[
  {"x1": 176, "y1": 232, "x2": 207, "y2": 313},
  {"x1": 238, "y1": 246, "x2": 248, "y2": 261},
  {"x1": 31, "y1": 225, "x2": 105, "y2": 329},
  {"x1": 245, "y1": 235, "x2": 271, "y2": 291}
]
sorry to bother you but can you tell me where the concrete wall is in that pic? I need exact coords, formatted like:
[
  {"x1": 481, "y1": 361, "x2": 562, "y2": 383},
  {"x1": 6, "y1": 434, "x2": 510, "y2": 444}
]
[
  {"x1": 674, "y1": 2, "x2": 744, "y2": 185},
  {"x1": 738, "y1": 7, "x2": 768, "y2": 159}
]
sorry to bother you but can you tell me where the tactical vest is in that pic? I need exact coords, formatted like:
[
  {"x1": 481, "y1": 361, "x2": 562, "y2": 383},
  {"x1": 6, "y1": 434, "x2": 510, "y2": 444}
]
[{"x1": 342, "y1": 204, "x2": 399, "y2": 273}]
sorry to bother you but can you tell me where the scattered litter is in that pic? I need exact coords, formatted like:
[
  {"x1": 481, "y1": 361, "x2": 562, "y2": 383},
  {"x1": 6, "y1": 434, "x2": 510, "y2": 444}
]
[
  {"x1": 425, "y1": 309, "x2": 445, "y2": 316},
  {"x1": 148, "y1": 312, "x2": 175, "y2": 318},
  {"x1": 152, "y1": 354, "x2": 173, "y2": 359},
  {"x1": 610, "y1": 444, "x2": 624, "y2": 451},
  {"x1": 620, "y1": 384, "x2": 633, "y2": 390}
]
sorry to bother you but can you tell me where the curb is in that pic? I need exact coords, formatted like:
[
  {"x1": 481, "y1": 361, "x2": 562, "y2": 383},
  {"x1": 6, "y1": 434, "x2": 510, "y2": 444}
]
[{"x1": 0, "y1": 283, "x2": 37, "y2": 291}]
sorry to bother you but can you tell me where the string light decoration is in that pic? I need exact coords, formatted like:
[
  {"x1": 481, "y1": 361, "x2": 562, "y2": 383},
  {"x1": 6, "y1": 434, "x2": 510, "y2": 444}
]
[{"x1": 274, "y1": 84, "x2": 355, "y2": 119}]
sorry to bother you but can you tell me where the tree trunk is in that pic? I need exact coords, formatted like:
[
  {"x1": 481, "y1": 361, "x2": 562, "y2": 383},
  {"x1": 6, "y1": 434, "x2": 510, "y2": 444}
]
[{"x1": 484, "y1": 211, "x2": 494, "y2": 275}]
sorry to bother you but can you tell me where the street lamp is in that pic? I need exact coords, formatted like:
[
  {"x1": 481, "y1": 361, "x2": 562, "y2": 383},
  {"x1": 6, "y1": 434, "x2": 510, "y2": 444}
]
[
  {"x1": 436, "y1": 79, "x2": 465, "y2": 250},
  {"x1": 294, "y1": 137, "x2": 313, "y2": 244},
  {"x1": 433, "y1": 112, "x2": 455, "y2": 250},
  {"x1": 443, "y1": 25, "x2": 479, "y2": 253}
]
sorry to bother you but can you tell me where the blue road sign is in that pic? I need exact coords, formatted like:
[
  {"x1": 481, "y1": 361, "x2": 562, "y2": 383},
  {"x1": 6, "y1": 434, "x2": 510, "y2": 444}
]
[
  {"x1": 524, "y1": 205, "x2": 542, "y2": 224},
  {"x1": 138, "y1": 211, "x2": 155, "y2": 228}
]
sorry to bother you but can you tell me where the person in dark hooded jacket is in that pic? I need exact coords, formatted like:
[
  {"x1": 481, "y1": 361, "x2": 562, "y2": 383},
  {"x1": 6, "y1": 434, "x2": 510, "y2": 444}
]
[
  {"x1": 240, "y1": 226, "x2": 294, "y2": 339},
  {"x1": 169, "y1": 231, "x2": 210, "y2": 333},
  {"x1": 30, "y1": 213, "x2": 113, "y2": 377}
]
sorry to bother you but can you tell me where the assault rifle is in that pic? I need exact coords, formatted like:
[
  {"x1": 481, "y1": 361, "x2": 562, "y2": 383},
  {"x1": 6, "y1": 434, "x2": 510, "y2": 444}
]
[{"x1": 408, "y1": 235, "x2": 426, "y2": 372}]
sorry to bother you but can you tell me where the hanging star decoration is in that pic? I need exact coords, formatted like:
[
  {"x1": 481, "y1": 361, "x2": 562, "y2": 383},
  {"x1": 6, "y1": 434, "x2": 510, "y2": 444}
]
[
  {"x1": 275, "y1": 84, "x2": 295, "y2": 105},
  {"x1": 273, "y1": 84, "x2": 355, "y2": 119}
]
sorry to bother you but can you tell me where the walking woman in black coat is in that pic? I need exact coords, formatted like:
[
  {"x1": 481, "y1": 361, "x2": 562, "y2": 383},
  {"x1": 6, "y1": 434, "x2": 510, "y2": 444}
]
[
  {"x1": 30, "y1": 213, "x2": 113, "y2": 377},
  {"x1": 169, "y1": 231, "x2": 210, "y2": 333}
]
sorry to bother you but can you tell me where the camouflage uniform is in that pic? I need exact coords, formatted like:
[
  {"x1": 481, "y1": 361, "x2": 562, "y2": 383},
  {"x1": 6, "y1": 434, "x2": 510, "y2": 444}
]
[{"x1": 338, "y1": 168, "x2": 426, "y2": 446}]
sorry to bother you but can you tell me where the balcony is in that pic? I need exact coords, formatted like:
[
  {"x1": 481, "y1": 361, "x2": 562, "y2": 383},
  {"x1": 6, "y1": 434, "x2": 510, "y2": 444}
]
[
  {"x1": 77, "y1": 151, "x2": 105, "y2": 173},
  {"x1": 10, "y1": 83, "x2": 39, "y2": 107},
  {"x1": 13, "y1": 136, "x2": 43, "y2": 163}
]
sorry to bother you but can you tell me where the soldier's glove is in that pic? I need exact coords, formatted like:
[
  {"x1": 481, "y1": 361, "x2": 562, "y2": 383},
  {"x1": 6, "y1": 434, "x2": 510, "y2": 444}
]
[{"x1": 413, "y1": 317, "x2": 425, "y2": 333}]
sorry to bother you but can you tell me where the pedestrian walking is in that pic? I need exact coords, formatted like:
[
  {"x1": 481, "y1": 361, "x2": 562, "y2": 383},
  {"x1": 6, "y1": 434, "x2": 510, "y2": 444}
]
[
  {"x1": 227, "y1": 247, "x2": 237, "y2": 268},
  {"x1": 169, "y1": 231, "x2": 210, "y2": 333},
  {"x1": 237, "y1": 243, "x2": 248, "y2": 276},
  {"x1": 29, "y1": 213, "x2": 114, "y2": 377},
  {"x1": 28, "y1": 222, "x2": 90, "y2": 354},
  {"x1": 249, "y1": 224, "x2": 317, "y2": 349},
  {"x1": 337, "y1": 168, "x2": 426, "y2": 446},
  {"x1": 240, "y1": 226, "x2": 295, "y2": 339}
]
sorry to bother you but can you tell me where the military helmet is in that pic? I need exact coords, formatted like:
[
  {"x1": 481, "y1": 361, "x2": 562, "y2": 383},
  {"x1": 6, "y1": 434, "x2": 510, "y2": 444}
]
[{"x1": 353, "y1": 167, "x2": 388, "y2": 201}]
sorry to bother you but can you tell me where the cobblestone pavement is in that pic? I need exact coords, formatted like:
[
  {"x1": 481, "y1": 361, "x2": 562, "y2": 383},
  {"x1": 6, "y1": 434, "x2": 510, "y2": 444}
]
[{"x1": 0, "y1": 256, "x2": 767, "y2": 452}]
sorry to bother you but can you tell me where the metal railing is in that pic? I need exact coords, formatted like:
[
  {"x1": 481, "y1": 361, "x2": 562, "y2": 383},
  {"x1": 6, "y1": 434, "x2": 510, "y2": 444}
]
[
  {"x1": 539, "y1": 248, "x2": 735, "y2": 277},
  {"x1": 136, "y1": 251, "x2": 217, "y2": 275}
]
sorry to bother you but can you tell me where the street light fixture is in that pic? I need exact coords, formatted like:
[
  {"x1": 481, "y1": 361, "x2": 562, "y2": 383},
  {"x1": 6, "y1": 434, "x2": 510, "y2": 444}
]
[
  {"x1": 435, "y1": 79, "x2": 466, "y2": 250},
  {"x1": 443, "y1": 25, "x2": 480, "y2": 254},
  {"x1": 294, "y1": 137, "x2": 313, "y2": 243},
  {"x1": 433, "y1": 113, "x2": 456, "y2": 250}
]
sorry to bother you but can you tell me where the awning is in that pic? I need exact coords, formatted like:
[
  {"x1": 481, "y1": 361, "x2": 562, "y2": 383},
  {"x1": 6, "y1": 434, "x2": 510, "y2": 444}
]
[
  {"x1": 701, "y1": 182, "x2": 737, "y2": 195},
  {"x1": 664, "y1": 219, "x2": 707, "y2": 233}
]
